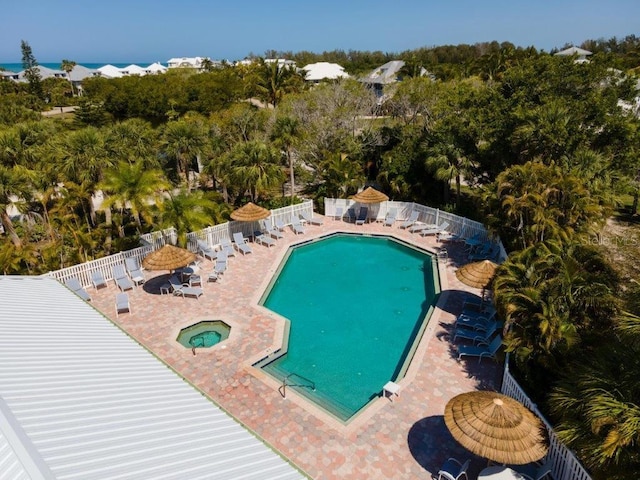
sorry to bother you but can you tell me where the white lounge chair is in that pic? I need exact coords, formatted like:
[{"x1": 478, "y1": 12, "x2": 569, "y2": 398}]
[
  {"x1": 113, "y1": 264, "x2": 135, "y2": 292},
  {"x1": 437, "y1": 457, "x2": 470, "y2": 480},
  {"x1": 264, "y1": 218, "x2": 283, "y2": 239},
  {"x1": 219, "y1": 238, "x2": 236, "y2": 257},
  {"x1": 197, "y1": 239, "x2": 217, "y2": 261},
  {"x1": 290, "y1": 217, "x2": 306, "y2": 235},
  {"x1": 458, "y1": 335, "x2": 502, "y2": 362},
  {"x1": 355, "y1": 207, "x2": 368, "y2": 225},
  {"x1": 124, "y1": 257, "x2": 145, "y2": 286},
  {"x1": 91, "y1": 270, "x2": 108, "y2": 290},
  {"x1": 333, "y1": 207, "x2": 344, "y2": 221},
  {"x1": 255, "y1": 234, "x2": 276, "y2": 247},
  {"x1": 232, "y1": 232, "x2": 253, "y2": 255},
  {"x1": 399, "y1": 211, "x2": 419, "y2": 229},
  {"x1": 419, "y1": 221, "x2": 450, "y2": 237},
  {"x1": 383, "y1": 208, "x2": 397, "y2": 227},
  {"x1": 64, "y1": 277, "x2": 92, "y2": 302},
  {"x1": 409, "y1": 221, "x2": 433, "y2": 233},
  {"x1": 168, "y1": 275, "x2": 203, "y2": 299},
  {"x1": 115, "y1": 293, "x2": 131, "y2": 317},
  {"x1": 300, "y1": 211, "x2": 323, "y2": 226}
]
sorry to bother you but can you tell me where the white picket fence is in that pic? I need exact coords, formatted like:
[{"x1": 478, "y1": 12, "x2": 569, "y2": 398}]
[
  {"x1": 186, "y1": 200, "x2": 314, "y2": 252},
  {"x1": 323, "y1": 199, "x2": 508, "y2": 262},
  {"x1": 501, "y1": 362, "x2": 592, "y2": 480},
  {"x1": 48, "y1": 203, "x2": 314, "y2": 287}
]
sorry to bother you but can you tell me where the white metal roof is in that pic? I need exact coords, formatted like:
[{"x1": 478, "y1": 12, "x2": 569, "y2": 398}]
[
  {"x1": 0, "y1": 276, "x2": 305, "y2": 480},
  {"x1": 96, "y1": 65, "x2": 123, "y2": 78},
  {"x1": 301, "y1": 62, "x2": 349, "y2": 81}
]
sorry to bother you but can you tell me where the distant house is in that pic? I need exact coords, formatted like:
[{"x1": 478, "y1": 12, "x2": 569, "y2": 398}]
[
  {"x1": 360, "y1": 60, "x2": 406, "y2": 99},
  {"x1": 121, "y1": 64, "x2": 147, "y2": 76},
  {"x1": 97, "y1": 64, "x2": 124, "y2": 78},
  {"x1": 145, "y1": 62, "x2": 167, "y2": 74},
  {"x1": 302, "y1": 62, "x2": 349, "y2": 83},
  {"x1": 264, "y1": 58, "x2": 297, "y2": 68},
  {"x1": 167, "y1": 57, "x2": 207, "y2": 69},
  {"x1": 555, "y1": 46, "x2": 592, "y2": 63},
  {"x1": 17, "y1": 65, "x2": 66, "y2": 81},
  {"x1": 0, "y1": 70, "x2": 19, "y2": 81},
  {"x1": 68, "y1": 65, "x2": 101, "y2": 95}
]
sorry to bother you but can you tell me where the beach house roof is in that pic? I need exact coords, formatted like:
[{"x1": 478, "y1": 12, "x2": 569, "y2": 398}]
[
  {"x1": 555, "y1": 46, "x2": 592, "y2": 63},
  {"x1": 121, "y1": 64, "x2": 147, "y2": 76},
  {"x1": 68, "y1": 64, "x2": 100, "y2": 82},
  {"x1": 17, "y1": 65, "x2": 66, "y2": 81},
  {"x1": 97, "y1": 64, "x2": 123, "y2": 78},
  {"x1": 360, "y1": 60, "x2": 405, "y2": 85},
  {"x1": 0, "y1": 276, "x2": 304, "y2": 480},
  {"x1": 145, "y1": 62, "x2": 167, "y2": 74},
  {"x1": 302, "y1": 62, "x2": 349, "y2": 81},
  {"x1": 167, "y1": 57, "x2": 206, "y2": 68}
]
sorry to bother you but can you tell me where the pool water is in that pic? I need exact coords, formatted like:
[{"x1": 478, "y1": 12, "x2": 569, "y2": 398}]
[
  {"x1": 260, "y1": 234, "x2": 439, "y2": 421},
  {"x1": 188, "y1": 331, "x2": 221, "y2": 348}
]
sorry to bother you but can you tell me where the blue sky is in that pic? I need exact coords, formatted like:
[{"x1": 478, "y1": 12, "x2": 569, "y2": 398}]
[{"x1": 2, "y1": 0, "x2": 639, "y2": 63}]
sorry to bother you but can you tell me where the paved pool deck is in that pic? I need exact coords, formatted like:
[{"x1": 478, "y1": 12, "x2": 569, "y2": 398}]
[{"x1": 88, "y1": 217, "x2": 502, "y2": 479}]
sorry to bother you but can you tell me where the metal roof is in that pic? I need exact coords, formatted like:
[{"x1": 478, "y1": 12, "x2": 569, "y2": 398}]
[{"x1": 0, "y1": 276, "x2": 305, "y2": 480}]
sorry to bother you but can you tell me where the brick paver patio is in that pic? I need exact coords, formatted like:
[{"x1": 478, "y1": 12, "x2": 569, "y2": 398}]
[{"x1": 89, "y1": 217, "x2": 502, "y2": 479}]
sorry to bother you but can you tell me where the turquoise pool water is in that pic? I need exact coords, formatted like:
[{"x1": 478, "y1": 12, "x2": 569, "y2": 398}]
[{"x1": 260, "y1": 234, "x2": 439, "y2": 421}]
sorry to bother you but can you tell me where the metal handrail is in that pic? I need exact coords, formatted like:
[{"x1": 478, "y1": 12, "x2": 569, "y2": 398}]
[{"x1": 279, "y1": 372, "x2": 316, "y2": 398}]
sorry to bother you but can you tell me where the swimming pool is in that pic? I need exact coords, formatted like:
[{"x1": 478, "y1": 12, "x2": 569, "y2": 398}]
[{"x1": 258, "y1": 234, "x2": 440, "y2": 422}]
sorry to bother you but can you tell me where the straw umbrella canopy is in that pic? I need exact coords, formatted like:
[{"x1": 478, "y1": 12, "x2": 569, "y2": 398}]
[
  {"x1": 455, "y1": 260, "x2": 498, "y2": 289},
  {"x1": 142, "y1": 244, "x2": 196, "y2": 271},
  {"x1": 230, "y1": 202, "x2": 270, "y2": 222},
  {"x1": 351, "y1": 186, "x2": 389, "y2": 204},
  {"x1": 445, "y1": 391, "x2": 548, "y2": 465}
]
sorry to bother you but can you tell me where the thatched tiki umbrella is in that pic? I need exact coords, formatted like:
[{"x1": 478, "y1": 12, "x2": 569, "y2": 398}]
[
  {"x1": 351, "y1": 186, "x2": 389, "y2": 204},
  {"x1": 142, "y1": 244, "x2": 196, "y2": 272},
  {"x1": 444, "y1": 391, "x2": 549, "y2": 465},
  {"x1": 351, "y1": 187, "x2": 389, "y2": 222},
  {"x1": 455, "y1": 260, "x2": 498, "y2": 290},
  {"x1": 230, "y1": 202, "x2": 271, "y2": 236}
]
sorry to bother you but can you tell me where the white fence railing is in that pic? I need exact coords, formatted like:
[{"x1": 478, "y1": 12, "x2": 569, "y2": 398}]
[
  {"x1": 139, "y1": 227, "x2": 178, "y2": 248},
  {"x1": 323, "y1": 199, "x2": 508, "y2": 262},
  {"x1": 502, "y1": 362, "x2": 592, "y2": 480},
  {"x1": 186, "y1": 200, "x2": 314, "y2": 252}
]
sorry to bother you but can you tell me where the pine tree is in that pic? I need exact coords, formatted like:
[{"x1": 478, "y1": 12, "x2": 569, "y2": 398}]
[{"x1": 20, "y1": 40, "x2": 43, "y2": 100}]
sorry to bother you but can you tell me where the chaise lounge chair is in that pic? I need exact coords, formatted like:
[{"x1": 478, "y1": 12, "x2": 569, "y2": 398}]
[
  {"x1": 399, "y1": 211, "x2": 419, "y2": 229},
  {"x1": 168, "y1": 275, "x2": 203, "y2": 299},
  {"x1": 255, "y1": 233, "x2": 276, "y2": 247},
  {"x1": 91, "y1": 270, "x2": 108, "y2": 290},
  {"x1": 219, "y1": 238, "x2": 236, "y2": 257},
  {"x1": 113, "y1": 264, "x2": 135, "y2": 292},
  {"x1": 345, "y1": 207, "x2": 356, "y2": 223},
  {"x1": 115, "y1": 292, "x2": 131, "y2": 317},
  {"x1": 232, "y1": 232, "x2": 253, "y2": 255},
  {"x1": 453, "y1": 322, "x2": 501, "y2": 344},
  {"x1": 333, "y1": 207, "x2": 344, "y2": 221},
  {"x1": 512, "y1": 459, "x2": 553, "y2": 480},
  {"x1": 197, "y1": 239, "x2": 218, "y2": 261},
  {"x1": 300, "y1": 211, "x2": 324, "y2": 226},
  {"x1": 290, "y1": 217, "x2": 306, "y2": 235},
  {"x1": 437, "y1": 457, "x2": 470, "y2": 480},
  {"x1": 264, "y1": 218, "x2": 284, "y2": 239},
  {"x1": 383, "y1": 208, "x2": 397, "y2": 227},
  {"x1": 355, "y1": 206, "x2": 368, "y2": 225},
  {"x1": 124, "y1": 257, "x2": 145, "y2": 286},
  {"x1": 419, "y1": 221, "x2": 450, "y2": 237},
  {"x1": 458, "y1": 335, "x2": 502, "y2": 362},
  {"x1": 64, "y1": 277, "x2": 92, "y2": 302}
]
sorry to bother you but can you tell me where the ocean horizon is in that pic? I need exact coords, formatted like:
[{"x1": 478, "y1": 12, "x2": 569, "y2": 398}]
[{"x1": 0, "y1": 62, "x2": 166, "y2": 72}]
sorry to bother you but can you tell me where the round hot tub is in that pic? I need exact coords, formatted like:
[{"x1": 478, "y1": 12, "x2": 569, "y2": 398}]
[{"x1": 177, "y1": 320, "x2": 231, "y2": 352}]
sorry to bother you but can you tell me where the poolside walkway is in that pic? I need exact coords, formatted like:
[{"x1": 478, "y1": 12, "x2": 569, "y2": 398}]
[{"x1": 89, "y1": 217, "x2": 502, "y2": 479}]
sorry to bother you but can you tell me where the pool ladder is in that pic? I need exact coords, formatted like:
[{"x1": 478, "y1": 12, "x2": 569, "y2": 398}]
[{"x1": 279, "y1": 372, "x2": 316, "y2": 398}]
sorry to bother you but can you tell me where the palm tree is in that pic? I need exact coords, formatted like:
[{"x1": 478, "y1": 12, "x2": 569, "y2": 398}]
[
  {"x1": 60, "y1": 59, "x2": 77, "y2": 96},
  {"x1": 230, "y1": 140, "x2": 285, "y2": 202},
  {"x1": 99, "y1": 161, "x2": 169, "y2": 235},
  {"x1": 158, "y1": 190, "x2": 223, "y2": 247},
  {"x1": 271, "y1": 116, "x2": 301, "y2": 203},
  {"x1": 256, "y1": 60, "x2": 304, "y2": 107},
  {"x1": 0, "y1": 165, "x2": 31, "y2": 246},
  {"x1": 104, "y1": 119, "x2": 160, "y2": 168},
  {"x1": 161, "y1": 119, "x2": 209, "y2": 190},
  {"x1": 424, "y1": 132, "x2": 473, "y2": 209}
]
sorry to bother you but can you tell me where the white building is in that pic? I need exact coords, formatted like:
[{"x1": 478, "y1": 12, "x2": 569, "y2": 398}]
[
  {"x1": 554, "y1": 46, "x2": 593, "y2": 63},
  {"x1": 167, "y1": 57, "x2": 206, "y2": 69},
  {"x1": 301, "y1": 62, "x2": 349, "y2": 82}
]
